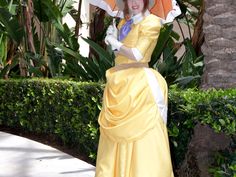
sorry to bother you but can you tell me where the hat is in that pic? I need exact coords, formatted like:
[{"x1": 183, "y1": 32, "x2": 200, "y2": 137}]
[{"x1": 115, "y1": 0, "x2": 155, "y2": 11}]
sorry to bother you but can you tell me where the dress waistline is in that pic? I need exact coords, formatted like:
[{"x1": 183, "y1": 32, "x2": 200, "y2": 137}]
[{"x1": 111, "y1": 62, "x2": 149, "y2": 72}]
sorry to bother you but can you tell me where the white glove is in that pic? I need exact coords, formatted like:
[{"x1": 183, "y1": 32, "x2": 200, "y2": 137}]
[
  {"x1": 105, "y1": 35, "x2": 123, "y2": 51},
  {"x1": 106, "y1": 19, "x2": 118, "y2": 39}
]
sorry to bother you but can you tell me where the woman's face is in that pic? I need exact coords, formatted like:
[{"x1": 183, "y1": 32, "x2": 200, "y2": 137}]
[{"x1": 127, "y1": 0, "x2": 144, "y2": 15}]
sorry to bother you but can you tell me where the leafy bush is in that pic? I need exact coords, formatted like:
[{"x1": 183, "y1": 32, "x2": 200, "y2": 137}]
[
  {"x1": 168, "y1": 86, "x2": 236, "y2": 168},
  {"x1": 209, "y1": 138, "x2": 236, "y2": 177},
  {"x1": 0, "y1": 79, "x2": 236, "y2": 171},
  {"x1": 0, "y1": 79, "x2": 103, "y2": 161}
]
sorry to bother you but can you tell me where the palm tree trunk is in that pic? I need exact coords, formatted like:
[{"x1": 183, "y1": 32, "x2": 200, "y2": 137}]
[
  {"x1": 24, "y1": 0, "x2": 36, "y2": 55},
  {"x1": 19, "y1": 0, "x2": 35, "y2": 77},
  {"x1": 201, "y1": 0, "x2": 236, "y2": 89}
]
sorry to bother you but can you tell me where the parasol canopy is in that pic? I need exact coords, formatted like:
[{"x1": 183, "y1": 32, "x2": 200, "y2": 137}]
[{"x1": 88, "y1": 0, "x2": 181, "y2": 23}]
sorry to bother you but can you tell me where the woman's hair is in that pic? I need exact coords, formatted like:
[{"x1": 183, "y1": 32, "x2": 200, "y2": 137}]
[{"x1": 123, "y1": 0, "x2": 149, "y2": 19}]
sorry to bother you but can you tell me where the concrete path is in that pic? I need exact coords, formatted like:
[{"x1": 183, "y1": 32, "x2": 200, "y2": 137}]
[{"x1": 0, "y1": 131, "x2": 95, "y2": 177}]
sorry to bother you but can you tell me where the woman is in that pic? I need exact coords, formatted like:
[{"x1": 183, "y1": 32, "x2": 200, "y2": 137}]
[{"x1": 95, "y1": 0, "x2": 174, "y2": 176}]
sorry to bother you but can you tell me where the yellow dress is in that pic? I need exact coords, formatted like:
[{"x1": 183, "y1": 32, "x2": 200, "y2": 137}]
[{"x1": 95, "y1": 14, "x2": 174, "y2": 177}]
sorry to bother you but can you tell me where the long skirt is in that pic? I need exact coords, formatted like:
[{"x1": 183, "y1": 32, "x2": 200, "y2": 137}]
[{"x1": 95, "y1": 67, "x2": 174, "y2": 177}]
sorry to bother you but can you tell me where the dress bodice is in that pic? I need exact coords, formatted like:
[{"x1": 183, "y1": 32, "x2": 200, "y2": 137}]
[{"x1": 115, "y1": 14, "x2": 161, "y2": 65}]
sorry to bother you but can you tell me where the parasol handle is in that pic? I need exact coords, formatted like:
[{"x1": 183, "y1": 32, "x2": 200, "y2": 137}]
[{"x1": 112, "y1": 18, "x2": 116, "y2": 27}]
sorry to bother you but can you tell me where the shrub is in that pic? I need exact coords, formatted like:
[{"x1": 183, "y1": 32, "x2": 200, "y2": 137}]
[
  {"x1": 168, "y1": 85, "x2": 236, "y2": 169},
  {"x1": 0, "y1": 79, "x2": 235, "y2": 171},
  {"x1": 0, "y1": 79, "x2": 103, "y2": 161},
  {"x1": 209, "y1": 138, "x2": 236, "y2": 177}
]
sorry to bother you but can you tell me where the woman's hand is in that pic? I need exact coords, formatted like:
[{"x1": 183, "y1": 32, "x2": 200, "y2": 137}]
[
  {"x1": 106, "y1": 19, "x2": 118, "y2": 39},
  {"x1": 105, "y1": 35, "x2": 123, "y2": 51},
  {"x1": 105, "y1": 19, "x2": 123, "y2": 51},
  {"x1": 105, "y1": 19, "x2": 142, "y2": 61}
]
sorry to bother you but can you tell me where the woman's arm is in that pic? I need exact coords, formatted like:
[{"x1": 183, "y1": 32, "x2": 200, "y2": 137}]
[
  {"x1": 106, "y1": 16, "x2": 161, "y2": 61},
  {"x1": 119, "y1": 46, "x2": 138, "y2": 61},
  {"x1": 117, "y1": 45, "x2": 143, "y2": 61},
  {"x1": 105, "y1": 35, "x2": 143, "y2": 61},
  {"x1": 105, "y1": 19, "x2": 144, "y2": 61}
]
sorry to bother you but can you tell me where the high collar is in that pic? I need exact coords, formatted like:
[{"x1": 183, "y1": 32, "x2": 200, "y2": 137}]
[{"x1": 131, "y1": 10, "x2": 150, "y2": 24}]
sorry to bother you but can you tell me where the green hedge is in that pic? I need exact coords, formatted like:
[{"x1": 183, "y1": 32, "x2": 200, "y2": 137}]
[
  {"x1": 0, "y1": 79, "x2": 103, "y2": 160},
  {"x1": 169, "y1": 86, "x2": 236, "y2": 134},
  {"x1": 0, "y1": 79, "x2": 236, "y2": 171},
  {"x1": 168, "y1": 86, "x2": 236, "y2": 169}
]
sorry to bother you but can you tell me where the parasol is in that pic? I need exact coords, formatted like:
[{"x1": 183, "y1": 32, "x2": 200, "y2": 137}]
[{"x1": 88, "y1": 0, "x2": 181, "y2": 23}]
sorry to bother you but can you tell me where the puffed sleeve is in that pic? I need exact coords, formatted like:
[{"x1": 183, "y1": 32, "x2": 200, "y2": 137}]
[{"x1": 135, "y1": 16, "x2": 162, "y2": 56}]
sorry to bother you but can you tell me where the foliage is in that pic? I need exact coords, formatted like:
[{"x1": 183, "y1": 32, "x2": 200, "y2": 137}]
[
  {"x1": 57, "y1": 37, "x2": 114, "y2": 82},
  {"x1": 0, "y1": 79, "x2": 103, "y2": 162},
  {"x1": 1, "y1": 79, "x2": 236, "y2": 168},
  {"x1": 0, "y1": 0, "x2": 115, "y2": 82},
  {"x1": 168, "y1": 86, "x2": 236, "y2": 167},
  {"x1": 149, "y1": 24, "x2": 203, "y2": 88},
  {"x1": 0, "y1": 0, "x2": 81, "y2": 78},
  {"x1": 209, "y1": 139, "x2": 236, "y2": 177},
  {"x1": 0, "y1": 1, "x2": 23, "y2": 78},
  {"x1": 0, "y1": 0, "x2": 204, "y2": 87},
  {"x1": 150, "y1": 0, "x2": 204, "y2": 88}
]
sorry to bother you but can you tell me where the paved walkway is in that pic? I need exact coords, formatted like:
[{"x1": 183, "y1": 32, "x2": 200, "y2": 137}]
[{"x1": 0, "y1": 131, "x2": 95, "y2": 177}]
